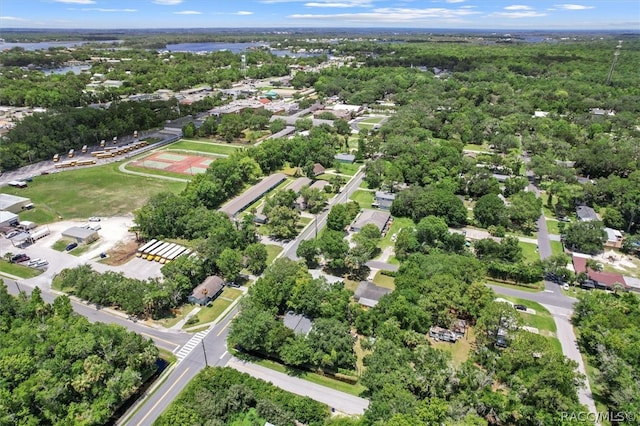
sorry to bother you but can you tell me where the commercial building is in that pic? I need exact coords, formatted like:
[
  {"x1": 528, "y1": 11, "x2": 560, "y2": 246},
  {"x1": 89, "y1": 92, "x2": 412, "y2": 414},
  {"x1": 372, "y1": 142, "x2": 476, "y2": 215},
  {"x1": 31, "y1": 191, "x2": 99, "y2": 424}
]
[
  {"x1": 0, "y1": 193, "x2": 33, "y2": 213},
  {"x1": 61, "y1": 226, "x2": 99, "y2": 244},
  {"x1": 219, "y1": 173, "x2": 287, "y2": 218},
  {"x1": 0, "y1": 211, "x2": 19, "y2": 228}
]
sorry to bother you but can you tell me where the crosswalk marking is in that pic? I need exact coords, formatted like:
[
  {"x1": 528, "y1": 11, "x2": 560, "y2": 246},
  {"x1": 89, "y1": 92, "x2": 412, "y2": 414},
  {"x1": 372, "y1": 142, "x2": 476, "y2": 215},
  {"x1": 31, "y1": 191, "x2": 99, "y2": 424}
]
[{"x1": 174, "y1": 330, "x2": 209, "y2": 362}]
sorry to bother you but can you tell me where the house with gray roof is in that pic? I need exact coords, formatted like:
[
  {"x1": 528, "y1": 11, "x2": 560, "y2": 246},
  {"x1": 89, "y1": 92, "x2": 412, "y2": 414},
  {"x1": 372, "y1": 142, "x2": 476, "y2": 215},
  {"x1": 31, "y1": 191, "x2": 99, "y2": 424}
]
[
  {"x1": 576, "y1": 205, "x2": 598, "y2": 222},
  {"x1": 354, "y1": 281, "x2": 392, "y2": 308},
  {"x1": 219, "y1": 173, "x2": 287, "y2": 218},
  {"x1": 188, "y1": 276, "x2": 225, "y2": 306},
  {"x1": 283, "y1": 311, "x2": 313, "y2": 335},
  {"x1": 350, "y1": 209, "x2": 391, "y2": 233}
]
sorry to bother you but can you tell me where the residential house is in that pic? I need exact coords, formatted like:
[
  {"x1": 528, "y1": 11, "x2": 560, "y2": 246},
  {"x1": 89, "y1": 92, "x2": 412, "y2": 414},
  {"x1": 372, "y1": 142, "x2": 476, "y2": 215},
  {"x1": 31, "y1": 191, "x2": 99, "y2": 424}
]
[
  {"x1": 576, "y1": 205, "x2": 598, "y2": 222},
  {"x1": 354, "y1": 281, "x2": 392, "y2": 308},
  {"x1": 334, "y1": 153, "x2": 355, "y2": 164},
  {"x1": 283, "y1": 311, "x2": 313, "y2": 335},
  {"x1": 312, "y1": 163, "x2": 326, "y2": 176},
  {"x1": 309, "y1": 180, "x2": 330, "y2": 191},
  {"x1": 350, "y1": 209, "x2": 391, "y2": 234},
  {"x1": 373, "y1": 191, "x2": 395, "y2": 210},
  {"x1": 604, "y1": 227, "x2": 623, "y2": 249},
  {"x1": 188, "y1": 276, "x2": 225, "y2": 306},
  {"x1": 451, "y1": 319, "x2": 467, "y2": 338},
  {"x1": 253, "y1": 213, "x2": 268, "y2": 225},
  {"x1": 572, "y1": 255, "x2": 627, "y2": 291}
]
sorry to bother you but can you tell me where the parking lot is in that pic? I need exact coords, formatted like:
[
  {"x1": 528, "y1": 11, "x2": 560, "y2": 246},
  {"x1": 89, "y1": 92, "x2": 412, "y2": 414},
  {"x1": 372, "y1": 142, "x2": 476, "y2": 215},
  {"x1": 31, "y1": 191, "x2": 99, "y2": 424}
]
[{"x1": 1, "y1": 215, "x2": 163, "y2": 288}]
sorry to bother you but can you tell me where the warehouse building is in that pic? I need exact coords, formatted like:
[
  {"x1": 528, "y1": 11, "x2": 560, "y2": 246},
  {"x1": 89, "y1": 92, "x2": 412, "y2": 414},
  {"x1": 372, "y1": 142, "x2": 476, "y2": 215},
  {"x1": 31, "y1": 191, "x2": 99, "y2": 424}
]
[
  {"x1": 61, "y1": 226, "x2": 99, "y2": 244},
  {"x1": 0, "y1": 193, "x2": 33, "y2": 214}
]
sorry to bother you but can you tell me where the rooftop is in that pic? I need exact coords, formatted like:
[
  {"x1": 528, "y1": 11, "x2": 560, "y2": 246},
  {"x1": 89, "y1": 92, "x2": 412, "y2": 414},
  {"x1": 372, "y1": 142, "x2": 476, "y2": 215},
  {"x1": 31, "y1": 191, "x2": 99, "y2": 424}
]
[
  {"x1": 286, "y1": 177, "x2": 312, "y2": 194},
  {"x1": 219, "y1": 173, "x2": 287, "y2": 217},
  {"x1": 61, "y1": 226, "x2": 98, "y2": 240},
  {"x1": 0, "y1": 193, "x2": 30, "y2": 210},
  {"x1": 351, "y1": 209, "x2": 391, "y2": 232},
  {"x1": 576, "y1": 205, "x2": 598, "y2": 222},
  {"x1": 192, "y1": 276, "x2": 224, "y2": 300},
  {"x1": 354, "y1": 281, "x2": 392, "y2": 307},
  {"x1": 283, "y1": 311, "x2": 313, "y2": 335}
]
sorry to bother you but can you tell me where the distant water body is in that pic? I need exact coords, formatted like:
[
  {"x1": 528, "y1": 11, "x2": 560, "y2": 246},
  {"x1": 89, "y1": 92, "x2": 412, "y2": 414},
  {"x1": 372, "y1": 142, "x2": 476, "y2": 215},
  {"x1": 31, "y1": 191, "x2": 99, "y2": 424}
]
[
  {"x1": 164, "y1": 42, "x2": 321, "y2": 57},
  {"x1": 1, "y1": 40, "x2": 122, "y2": 50}
]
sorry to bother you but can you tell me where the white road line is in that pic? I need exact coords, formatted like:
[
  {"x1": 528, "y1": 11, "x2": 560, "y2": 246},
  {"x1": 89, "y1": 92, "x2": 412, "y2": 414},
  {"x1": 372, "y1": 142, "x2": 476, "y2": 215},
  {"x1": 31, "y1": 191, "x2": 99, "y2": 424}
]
[
  {"x1": 219, "y1": 350, "x2": 228, "y2": 359},
  {"x1": 175, "y1": 330, "x2": 209, "y2": 362}
]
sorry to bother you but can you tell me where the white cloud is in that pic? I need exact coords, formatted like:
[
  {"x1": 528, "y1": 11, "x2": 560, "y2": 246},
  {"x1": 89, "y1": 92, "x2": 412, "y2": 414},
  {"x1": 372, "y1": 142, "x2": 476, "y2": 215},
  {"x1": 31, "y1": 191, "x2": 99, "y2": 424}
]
[
  {"x1": 53, "y1": 0, "x2": 95, "y2": 3},
  {"x1": 445, "y1": 0, "x2": 465, "y2": 3},
  {"x1": 0, "y1": 16, "x2": 27, "y2": 21},
  {"x1": 264, "y1": 0, "x2": 373, "y2": 5},
  {"x1": 290, "y1": 6, "x2": 481, "y2": 23},
  {"x1": 492, "y1": 10, "x2": 547, "y2": 18},
  {"x1": 504, "y1": 5, "x2": 533, "y2": 10},
  {"x1": 555, "y1": 4, "x2": 594, "y2": 10},
  {"x1": 174, "y1": 10, "x2": 202, "y2": 15},
  {"x1": 153, "y1": 0, "x2": 183, "y2": 5},
  {"x1": 234, "y1": 11, "x2": 254, "y2": 15},
  {"x1": 77, "y1": 8, "x2": 136, "y2": 12}
]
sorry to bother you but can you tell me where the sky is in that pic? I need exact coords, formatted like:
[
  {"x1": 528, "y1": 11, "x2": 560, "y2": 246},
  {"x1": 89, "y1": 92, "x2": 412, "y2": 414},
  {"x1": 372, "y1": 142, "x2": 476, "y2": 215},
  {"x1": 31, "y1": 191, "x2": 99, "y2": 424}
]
[{"x1": 0, "y1": 0, "x2": 638, "y2": 30}]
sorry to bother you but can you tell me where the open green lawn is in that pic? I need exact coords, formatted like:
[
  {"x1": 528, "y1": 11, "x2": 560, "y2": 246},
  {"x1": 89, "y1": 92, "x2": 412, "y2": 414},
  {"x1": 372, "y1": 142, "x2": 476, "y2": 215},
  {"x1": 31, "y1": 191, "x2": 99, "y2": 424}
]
[
  {"x1": 550, "y1": 240, "x2": 565, "y2": 257},
  {"x1": 157, "y1": 304, "x2": 197, "y2": 328},
  {"x1": 332, "y1": 162, "x2": 361, "y2": 176},
  {"x1": 175, "y1": 139, "x2": 243, "y2": 156},
  {"x1": 463, "y1": 143, "x2": 491, "y2": 152},
  {"x1": 52, "y1": 239, "x2": 72, "y2": 252},
  {"x1": 2, "y1": 164, "x2": 186, "y2": 221},
  {"x1": 265, "y1": 244, "x2": 283, "y2": 265},
  {"x1": 246, "y1": 354, "x2": 366, "y2": 396},
  {"x1": 546, "y1": 219, "x2": 561, "y2": 235},
  {"x1": 379, "y1": 217, "x2": 415, "y2": 249},
  {"x1": 0, "y1": 260, "x2": 43, "y2": 279},
  {"x1": 486, "y1": 279, "x2": 543, "y2": 292},
  {"x1": 360, "y1": 116, "x2": 387, "y2": 125},
  {"x1": 372, "y1": 271, "x2": 395, "y2": 289},
  {"x1": 498, "y1": 296, "x2": 557, "y2": 333},
  {"x1": 70, "y1": 240, "x2": 100, "y2": 257},
  {"x1": 518, "y1": 241, "x2": 540, "y2": 263},
  {"x1": 349, "y1": 189, "x2": 374, "y2": 209},
  {"x1": 185, "y1": 287, "x2": 243, "y2": 327}
]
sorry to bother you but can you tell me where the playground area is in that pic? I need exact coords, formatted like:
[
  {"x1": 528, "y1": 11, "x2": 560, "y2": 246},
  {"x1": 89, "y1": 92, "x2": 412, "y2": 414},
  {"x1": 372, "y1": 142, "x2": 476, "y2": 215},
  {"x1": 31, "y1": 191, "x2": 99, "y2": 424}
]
[{"x1": 130, "y1": 151, "x2": 215, "y2": 175}]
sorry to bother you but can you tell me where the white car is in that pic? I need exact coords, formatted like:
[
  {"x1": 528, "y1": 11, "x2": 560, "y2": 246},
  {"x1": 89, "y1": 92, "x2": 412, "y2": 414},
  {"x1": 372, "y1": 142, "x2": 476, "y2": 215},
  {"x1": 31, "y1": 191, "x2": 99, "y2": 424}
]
[
  {"x1": 88, "y1": 216, "x2": 101, "y2": 222},
  {"x1": 562, "y1": 283, "x2": 570, "y2": 291}
]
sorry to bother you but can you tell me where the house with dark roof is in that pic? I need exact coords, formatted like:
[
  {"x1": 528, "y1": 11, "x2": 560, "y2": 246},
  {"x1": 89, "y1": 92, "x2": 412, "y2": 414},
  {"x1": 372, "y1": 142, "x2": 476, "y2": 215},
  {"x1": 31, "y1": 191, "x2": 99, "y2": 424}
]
[
  {"x1": 219, "y1": 173, "x2": 287, "y2": 218},
  {"x1": 354, "y1": 281, "x2": 392, "y2": 308},
  {"x1": 576, "y1": 205, "x2": 598, "y2": 222},
  {"x1": 283, "y1": 312, "x2": 313, "y2": 335},
  {"x1": 188, "y1": 276, "x2": 225, "y2": 305}
]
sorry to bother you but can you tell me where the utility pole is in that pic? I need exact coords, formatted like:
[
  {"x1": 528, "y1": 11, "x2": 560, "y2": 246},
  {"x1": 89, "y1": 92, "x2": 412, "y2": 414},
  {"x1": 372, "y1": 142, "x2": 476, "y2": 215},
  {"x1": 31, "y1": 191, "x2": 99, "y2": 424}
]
[{"x1": 201, "y1": 339, "x2": 209, "y2": 367}]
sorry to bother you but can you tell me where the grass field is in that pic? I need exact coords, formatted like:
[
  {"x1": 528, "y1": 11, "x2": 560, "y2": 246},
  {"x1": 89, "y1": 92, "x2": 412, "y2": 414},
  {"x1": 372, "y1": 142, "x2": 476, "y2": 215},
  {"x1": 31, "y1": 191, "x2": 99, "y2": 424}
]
[
  {"x1": 2, "y1": 164, "x2": 186, "y2": 222},
  {"x1": 546, "y1": 219, "x2": 562, "y2": 235},
  {"x1": 486, "y1": 279, "x2": 543, "y2": 292},
  {"x1": 333, "y1": 162, "x2": 361, "y2": 176},
  {"x1": 518, "y1": 241, "x2": 540, "y2": 263},
  {"x1": 157, "y1": 304, "x2": 197, "y2": 328},
  {"x1": 265, "y1": 244, "x2": 283, "y2": 265},
  {"x1": 372, "y1": 271, "x2": 395, "y2": 289},
  {"x1": 167, "y1": 140, "x2": 243, "y2": 156},
  {"x1": 379, "y1": 217, "x2": 414, "y2": 249},
  {"x1": 498, "y1": 296, "x2": 557, "y2": 333},
  {"x1": 349, "y1": 189, "x2": 374, "y2": 209},
  {"x1": 0, "y1": 260, "x2": 43, "y2": 279},
  {"x1": 550, "y1": 240, "x2": 565, "y2": 257},
  {"x1": 184, "y1": 287, "x2": 243, "y2": 328}
]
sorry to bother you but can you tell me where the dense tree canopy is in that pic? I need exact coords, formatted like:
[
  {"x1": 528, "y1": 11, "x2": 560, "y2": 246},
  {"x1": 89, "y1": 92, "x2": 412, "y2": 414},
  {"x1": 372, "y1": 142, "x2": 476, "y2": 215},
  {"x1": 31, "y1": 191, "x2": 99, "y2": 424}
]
[{"x1": 0, "y1": 283, "x2": 158, "y2": 425}]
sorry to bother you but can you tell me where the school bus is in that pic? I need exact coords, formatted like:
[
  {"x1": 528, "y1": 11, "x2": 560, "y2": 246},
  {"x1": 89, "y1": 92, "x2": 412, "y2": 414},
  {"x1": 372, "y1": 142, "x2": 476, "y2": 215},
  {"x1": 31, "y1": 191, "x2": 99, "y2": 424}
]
[
  {"x1": 81, "y1": 145, "x2": 88, "y2": 153},
  {"x1": 68, "y1": 149, "x2": 75, "y2": 158},
  {"x1": 53, "y1": 153, "x2": 59, "y2": 162},
  {"x1": 100, "y1": 140, "x2": 106, "y2": 148}
]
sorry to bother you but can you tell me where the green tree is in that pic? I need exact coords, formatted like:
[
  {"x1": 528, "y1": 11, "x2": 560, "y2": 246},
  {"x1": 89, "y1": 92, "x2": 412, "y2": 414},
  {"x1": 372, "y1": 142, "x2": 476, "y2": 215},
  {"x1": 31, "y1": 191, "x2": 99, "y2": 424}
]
[
  {"x1": 296, "y1": 239, "x2": 320, "y2": 267},
  {"x1": 244, "y1": 243, "x2": 268, "y2": 275},
  {"x1": 217, "y1": 248, "x2": 244, "y2": 283},
  {"x1": 473, "y1": 193, "x2": 507, "y2": 228},
  {"x1": 564, "y1": 221, "x2": 606, "y2": 254}
]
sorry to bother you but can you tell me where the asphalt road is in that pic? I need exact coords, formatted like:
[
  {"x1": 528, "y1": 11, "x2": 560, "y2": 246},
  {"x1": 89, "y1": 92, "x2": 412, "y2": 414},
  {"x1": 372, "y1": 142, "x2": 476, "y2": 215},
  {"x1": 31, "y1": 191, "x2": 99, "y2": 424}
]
[
  {"x1": 283, "y1": 168, "x2": 365, "y2": 260},
  {"x1": 3, "y1": 278, "x2": 190, "y2": 352}
]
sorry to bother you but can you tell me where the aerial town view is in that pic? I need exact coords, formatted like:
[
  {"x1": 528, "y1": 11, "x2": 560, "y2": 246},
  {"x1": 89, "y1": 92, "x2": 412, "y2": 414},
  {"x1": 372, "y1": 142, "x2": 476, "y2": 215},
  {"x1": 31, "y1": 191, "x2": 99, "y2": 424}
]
[{"x1": 0, "y1": 0, "x2": 639, "y2": 425}]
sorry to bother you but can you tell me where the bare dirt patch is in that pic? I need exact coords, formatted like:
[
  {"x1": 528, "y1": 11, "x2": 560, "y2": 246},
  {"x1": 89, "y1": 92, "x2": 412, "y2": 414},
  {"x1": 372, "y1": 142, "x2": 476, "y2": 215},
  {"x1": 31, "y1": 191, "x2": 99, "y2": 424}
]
[{"x1": 101, "y1": 240, "x2": 139, "y2": 266}]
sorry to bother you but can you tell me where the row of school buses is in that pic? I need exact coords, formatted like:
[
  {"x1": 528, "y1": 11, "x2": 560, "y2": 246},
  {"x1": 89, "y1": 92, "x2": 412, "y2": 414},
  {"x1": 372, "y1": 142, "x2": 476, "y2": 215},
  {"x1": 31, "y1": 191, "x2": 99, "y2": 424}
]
[
  {"x1": 136, "y1": 239, "x2": 191, "y2": 264},
  {"x1": 52, "y1": 139, "x2": 148, "y2": 163}
]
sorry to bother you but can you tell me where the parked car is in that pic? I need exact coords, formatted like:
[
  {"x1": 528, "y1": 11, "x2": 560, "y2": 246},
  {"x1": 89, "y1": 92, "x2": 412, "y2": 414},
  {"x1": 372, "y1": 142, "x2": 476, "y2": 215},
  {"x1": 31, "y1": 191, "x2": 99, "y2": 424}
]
[
  {"x1": 66, "y1": 242, "x2": 78, "y2": 251},
  {"x1": 514, "y1": 304, "x2": 527, "y2": 311},
  {"x1": 562, "y1": 283, "x2": 570, "y2": 291},
  {"x1": 88, "y1": 216, "x2": 101, "y2": 222},
  {"x1": 33, "y1": 260, "x2": 49, "y2": 268},
  {"x1": 5, "y1": 231, "x2": 20, "y2": 239},
  {"x1": 10, "y1": 253, "x2": 30, "y2": 263},
  {"x1": 27, "y1": 258, "x2": 42, "y2": 266}
]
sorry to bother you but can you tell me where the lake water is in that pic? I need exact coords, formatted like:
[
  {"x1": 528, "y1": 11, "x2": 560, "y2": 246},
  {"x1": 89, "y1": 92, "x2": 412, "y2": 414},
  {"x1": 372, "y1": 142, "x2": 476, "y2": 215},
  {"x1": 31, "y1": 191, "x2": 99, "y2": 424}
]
[
  {"x1": 1, "y1": 40, "x2": 122, "y2": 51},
  {"x1": 164, "y1": 42, "x2": 321, "y2": 57}
]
